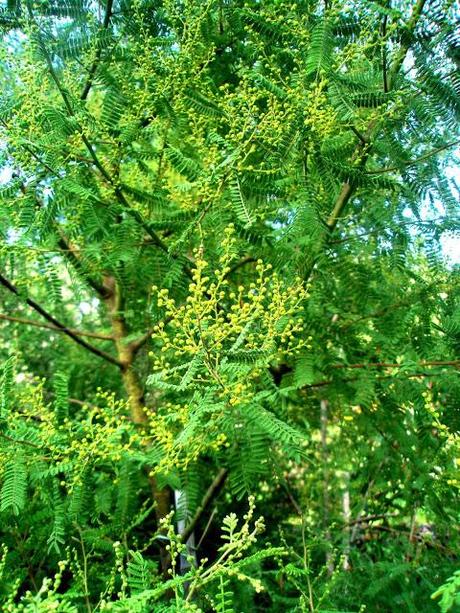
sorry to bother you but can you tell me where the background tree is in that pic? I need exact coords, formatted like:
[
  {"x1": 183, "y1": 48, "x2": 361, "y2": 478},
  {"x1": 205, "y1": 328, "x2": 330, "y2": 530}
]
[{"x1": 0, "y1": 0, "x2": 459, "y2": 610}]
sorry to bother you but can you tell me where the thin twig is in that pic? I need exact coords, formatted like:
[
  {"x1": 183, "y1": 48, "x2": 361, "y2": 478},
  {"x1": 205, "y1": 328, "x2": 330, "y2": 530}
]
[
  {"x1": 129, "y1": 316, "x2": 174, "y2": 357},
  {"x1": 0, "y1": 313, "x2": 114, "y2": 340},
  {"x1": 0, "y1": 432, "x2": 42, "y2": 449},
  {"x1": 224, "y1": 256, "x2": 256, "y2": 278},
  {"x1": 338, "y1": 301, "x2": 406, "y2": 331},
  {"x1": 365, "y1": 140, "x2": 460, "y2": 175},
  {"x1": 195, "y1": 507, "x2": 217, "y2": 551}
]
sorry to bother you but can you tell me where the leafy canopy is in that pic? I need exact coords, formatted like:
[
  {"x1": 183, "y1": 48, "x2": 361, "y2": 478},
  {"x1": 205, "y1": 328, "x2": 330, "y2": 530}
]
[{"x1": 0, "y1": 0, "x2": 459, "y2": 611}]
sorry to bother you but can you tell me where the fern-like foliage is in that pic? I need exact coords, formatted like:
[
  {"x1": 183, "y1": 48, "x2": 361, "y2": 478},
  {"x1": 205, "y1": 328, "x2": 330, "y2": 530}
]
[
  {"x1": 0, "y1": 355, "x2": 14, "y2": 420},
  {"x1": 1, "y1": 453, "x2": 27, "y2": 516}
]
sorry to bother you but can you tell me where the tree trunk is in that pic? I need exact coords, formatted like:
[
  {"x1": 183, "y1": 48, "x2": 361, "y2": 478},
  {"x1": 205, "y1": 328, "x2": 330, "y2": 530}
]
[
  {"x1": 320, "y1": 399, "x2": 334, "y2": 575},
  {"x1": 103, "y1": 275, "x2": 172, "y2": 570}
]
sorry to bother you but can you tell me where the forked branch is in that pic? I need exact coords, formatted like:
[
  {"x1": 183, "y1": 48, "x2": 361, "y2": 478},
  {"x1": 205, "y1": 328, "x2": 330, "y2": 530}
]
[
  {"x1": 326, "y1": 0, "x2": 429, "y2": 232},
  {"x1": 0, "y1": 273, "x2": 122, "y2": 368}
]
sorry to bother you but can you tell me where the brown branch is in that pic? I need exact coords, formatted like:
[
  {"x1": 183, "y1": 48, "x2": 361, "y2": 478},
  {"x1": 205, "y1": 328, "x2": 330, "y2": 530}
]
[
  {"x1": 349, "y1": 125, "x2": 368, "y2": 145},
  {"x1": 38, "y1": 33, "x2": 181, "y2": 265},
  {"x1": 56, "y1": 233, "x2": 112, "y2": 298},
  {"x1": 387, "y1": 0, "x2": 427, "y2": 90},
  {"x1": 129, "y1": 315, "x2": 174, "y2": 357},
  {"x1": 180, "y1": 468, "x2": 228, "y2": 544},
  {"x1": 346, "y1": 513, "x2": 400, "y2": 526},
  {"x1": 23, "y1": 12, "x2": 189, "y2": 285},
  {"x1": 328, "y1": 217, "x2": 449, "y2": 246},
  {"x1": 224, "y1": 256, "x2": 256, "y2": 278},
  {"x1": 68, "y1": 397, "x2": 98, "y2": 409},
  {"x1": 30, "y1": 18, "x2": 112, "y2": 181},
  {"x1": 36, "y1": 36, "x2": 113, "y2": 183},
  {"x1": 357, "y1": 525, "x2": 454, "y2": 554},
  {"x1": 0, "y1": 273, "x2": 122, "y2": 368},
  {"x1": 129, "y1": 328, "x2": 155, "y2": 357},
  {"x1": 80, "y1": 0, "x2": 114, "y2": 101},
  {"x1": 0, "y1": 313, "x2": 113, "y2": 340},
  {"x1": 382, "y1": 11, "x2": 389, "y2": 94},
  {"x1": 338, "y1": 301, "x2": 406, "y2": 331},
  {"x1": 8, "y1": 150, "x2": 111, "y2": 300},
  {"x1": 195, "y1": 507, "x2": 217, "y2": 551},
  {"x1": 39, "y1": 47, "x2": 165, "y2": 246}
]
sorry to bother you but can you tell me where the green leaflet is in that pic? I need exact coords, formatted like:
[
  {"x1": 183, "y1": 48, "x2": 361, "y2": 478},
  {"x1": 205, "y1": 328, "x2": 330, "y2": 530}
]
[
  {"x1": 229, "y1": 176, "x2": 254, "y2": 227},
  {"x1": 47, "y1": 480, "x2": 66, "y2": 553},
  {"x1": 0, "y1": 0, "x2": 458, "y2": 610},
  {"x1": 0, "y1": 355, "x2": 14, "y2": 420},
  {"x1": 1, "y1": 453, "x2": 27, "y2": 515},
  {"x1": 305, "y1": 18, "x2": 334, "y2": 76},
  {"x1": 127, "y1": 551, "x2": 152, "y2": 594},
  {"x1": 53, "y1": 371, "x2": 69, "y2": 423}
]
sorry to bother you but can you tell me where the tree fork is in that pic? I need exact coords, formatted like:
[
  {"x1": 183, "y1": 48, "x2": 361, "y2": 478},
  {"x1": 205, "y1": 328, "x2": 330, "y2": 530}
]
[{"x1": 0, "y1": 272, "x2": 121, "y2": 367}]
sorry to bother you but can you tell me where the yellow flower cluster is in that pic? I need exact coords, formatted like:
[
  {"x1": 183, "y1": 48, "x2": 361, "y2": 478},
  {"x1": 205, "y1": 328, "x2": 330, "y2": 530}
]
[
  {"x1": 303, "y1": 79, "x2": 337, "y2": 141},
  {"x1": 50, "y1": 392, "x2": 139, "y2": 490},
  {"x1": 146, "y1": 226, "x2": 309, "y2": 469},
  {"x1": 150, "y1": 225, "x2": 308, "y2": 391},
  {"x1": 0, "y1": 377, "x2": 140, "y2": 492}
]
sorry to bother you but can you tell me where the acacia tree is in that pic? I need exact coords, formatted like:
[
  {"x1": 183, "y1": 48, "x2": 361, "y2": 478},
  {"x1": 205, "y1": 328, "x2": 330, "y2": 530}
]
[{"x1": 0, "y1": 0, "x2": 459, "y2": 610}]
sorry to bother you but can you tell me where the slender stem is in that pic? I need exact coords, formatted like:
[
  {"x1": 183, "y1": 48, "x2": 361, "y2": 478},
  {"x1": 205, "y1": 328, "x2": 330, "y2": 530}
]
[
  {"x1": 365, "y1": 140, "x2": 460, "y2": 175},
  {"x1": 320, "y1": 399, "x2": 334, "y2": 575},
  {"x1": 195, "y1": 507, "x2": 217, "y2": 551},
  {"x1": 325, "y1": 0, "x2": 428, "y2": 232},
  {"x1": 75, "y1": 527, "x2": 92, "y2": 613},
  {"x1": 180, "y1": 468, "x2": 228, "y2": 544}
]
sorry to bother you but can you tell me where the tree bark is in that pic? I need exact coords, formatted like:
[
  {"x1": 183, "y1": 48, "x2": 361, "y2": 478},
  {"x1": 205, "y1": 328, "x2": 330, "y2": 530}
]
[
  {"x1": 103, "y1": 275, "x2": 172, "y2": 570},
  {"x1": 320, "y1": 399, "x2": 334, "y2": 575}
]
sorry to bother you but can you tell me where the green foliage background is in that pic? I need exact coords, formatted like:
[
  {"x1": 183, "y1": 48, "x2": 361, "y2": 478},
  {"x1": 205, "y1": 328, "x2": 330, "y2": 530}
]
[{"x1": 0, "y1": 0, "x2": 459, "y2": 610}]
